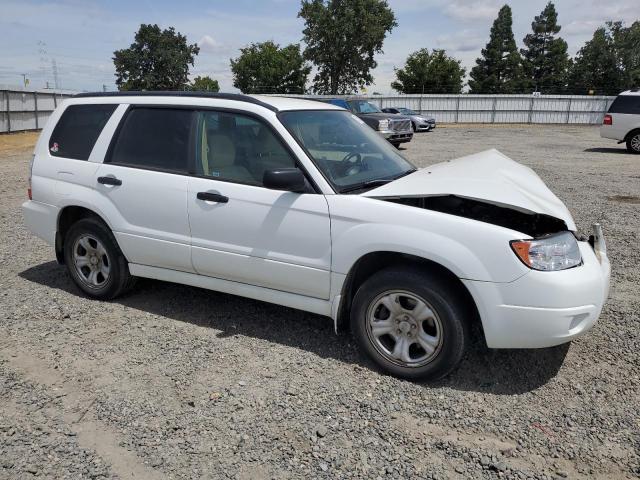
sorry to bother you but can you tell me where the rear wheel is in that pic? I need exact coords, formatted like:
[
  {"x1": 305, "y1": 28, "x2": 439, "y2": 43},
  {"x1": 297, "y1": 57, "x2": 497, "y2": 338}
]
[
  {"x1": 63, "y1": 218, "x2": 135, "y2": 299},
  {"x1": 626, "y1": 131, "x2": 640, "y2": 154},
  {"x1": 350, "y1": 267, "x2": 469, "y2": 380}
]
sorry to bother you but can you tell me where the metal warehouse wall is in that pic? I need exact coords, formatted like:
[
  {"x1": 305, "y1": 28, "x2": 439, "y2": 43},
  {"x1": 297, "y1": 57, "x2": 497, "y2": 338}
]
[
  {"x1": 0, "y1": 89, "x2": 74, "y2": 133},
  {"x1": 279, "y1": 94, "x2": 616, "y2": 124}
]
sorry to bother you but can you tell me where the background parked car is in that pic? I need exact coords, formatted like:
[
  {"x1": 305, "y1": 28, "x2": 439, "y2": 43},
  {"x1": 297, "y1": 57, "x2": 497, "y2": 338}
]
[
  {"x1": 382, "y1": 107, "x2": 436, "y2": 132},
  {"x1": 319, "y1": 98, "x2": 413, "y2": 147},
  {"x1": 600, "y1": 89, "x2": 640, "y2": 153}
]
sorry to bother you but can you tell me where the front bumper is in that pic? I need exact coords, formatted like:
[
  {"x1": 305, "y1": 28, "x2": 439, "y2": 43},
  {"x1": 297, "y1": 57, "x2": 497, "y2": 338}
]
[
  {"x1": 463, "y1": 236, "x2": 610, "y2": 349},
  {"x1": 379, "y1": 129, "x2": 413, "y2": 143}
]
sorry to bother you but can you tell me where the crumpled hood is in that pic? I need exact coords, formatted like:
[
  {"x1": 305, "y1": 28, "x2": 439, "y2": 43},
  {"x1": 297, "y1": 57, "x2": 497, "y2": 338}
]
[{"x1": 362, "y1": 149, "x2": 576, "y2": 231}]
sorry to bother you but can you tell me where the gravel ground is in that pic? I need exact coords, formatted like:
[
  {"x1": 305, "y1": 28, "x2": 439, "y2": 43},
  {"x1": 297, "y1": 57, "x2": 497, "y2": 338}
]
[{"x1": 1, "y1": 125, "x2": 639, "y2": 479}]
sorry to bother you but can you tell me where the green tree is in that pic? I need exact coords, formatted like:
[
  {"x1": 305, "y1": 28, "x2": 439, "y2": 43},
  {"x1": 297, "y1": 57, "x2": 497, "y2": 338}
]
[
  {"x1": 391, "y1": 49, "x2": 465, "y2": 94},
  {"x1": 113, "y1": 24, "x2": 200, "y2": 91},
  {"x1": 521, "y1": 2, "x2": 570, "y2": 93},
  {"x1": 230, "y1": 41, "x2": 311, "y2": 94},
  {"x1": 299, "y1": 0, "x2": 397, "y2": 94},
  {"x1": 609, "y1": 21, "x2": 640, "y2": 90},
  {"x1": 567, "y1": 27, "x2": 622, "y2": 95},
  {"x1": 468, "y1": 5, "x2": 524, "y2": 94},
  {"x1": 188, "y1": 76, "x2": 220, "y2": 92}
]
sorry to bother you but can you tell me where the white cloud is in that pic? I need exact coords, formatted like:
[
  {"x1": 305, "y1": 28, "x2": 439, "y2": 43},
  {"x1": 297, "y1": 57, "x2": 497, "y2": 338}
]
[
  {"x1": 443, "y1": 0, "x2": 503, "y2": 22},
  {"x1": 197, "y1": 34, "x2": 223, "y2": 53}
]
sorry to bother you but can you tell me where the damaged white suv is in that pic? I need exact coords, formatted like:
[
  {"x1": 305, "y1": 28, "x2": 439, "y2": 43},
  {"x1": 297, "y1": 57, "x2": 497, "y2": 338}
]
[{"x1": 23, "y1": 92, "x2": 610, "y2": 380}]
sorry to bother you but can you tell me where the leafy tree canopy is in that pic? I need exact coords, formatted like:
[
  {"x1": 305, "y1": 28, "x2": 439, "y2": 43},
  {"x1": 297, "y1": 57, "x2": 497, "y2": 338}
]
[
  {"x1": 230, "y1": 41, "x2": 311, "y2": 94},
  {"x1": 391, "y1": 48, "x2": 465, "y2": 94},
  {"x1": 468, "y1": 5, "x2": 524, "y2": 94},
  {"x1": 567, "y1": 26, "x2": 622, "y2": 95},
  {"x1": 299, "y1": 0, "x2": 397, "y2": 94},
  {"x1": 113, "y1": 24, "x2": 200, "y2": 91},
  {"x1": 188, "y1": 76, "x2": 220, "y2": 92},
  {"x1": 609, "y1": 21, "x2": 640, "y2": 91},
  {"x1": 521, "y1": 1, "x2": 570, "y2": 93}
]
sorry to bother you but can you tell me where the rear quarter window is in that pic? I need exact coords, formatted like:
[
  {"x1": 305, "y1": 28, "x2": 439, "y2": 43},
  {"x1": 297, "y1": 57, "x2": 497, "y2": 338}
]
[
  {"x1": 608, "y1": 95, "x2": 640, "y2": 114},
  {"x1": 49, "y1": 104, "x2": 117, "y2": 160}
]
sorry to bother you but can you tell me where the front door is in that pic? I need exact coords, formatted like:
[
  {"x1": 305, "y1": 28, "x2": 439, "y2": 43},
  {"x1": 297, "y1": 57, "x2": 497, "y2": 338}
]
[{"x1": 187, "y1": 110, "x2": 331, "y2": 299}]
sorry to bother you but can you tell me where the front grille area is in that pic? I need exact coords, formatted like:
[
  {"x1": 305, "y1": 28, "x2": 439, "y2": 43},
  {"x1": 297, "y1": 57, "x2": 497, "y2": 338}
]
[{"x1": 391, "y1": 119, "x2": 411, "y2": 132}]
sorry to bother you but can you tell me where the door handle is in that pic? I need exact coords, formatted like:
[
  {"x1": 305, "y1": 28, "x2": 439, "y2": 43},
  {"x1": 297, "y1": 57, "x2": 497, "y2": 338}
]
[
  {"x1": 197, "y1": 192, "x2": 229, "y2": 203},
  {"x1": 97, "y1": 176, "x2": 122, "y2": 186}
]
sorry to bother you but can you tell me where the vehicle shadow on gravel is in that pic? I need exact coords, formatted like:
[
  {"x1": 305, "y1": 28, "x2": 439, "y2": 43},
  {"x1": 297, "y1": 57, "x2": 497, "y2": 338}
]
[
  {"x1": 583, "y1": 147, "x2": 629, "y2": 154},
  {"x1": 21, "y1": 261, "x2": 569, "y2": 395}
]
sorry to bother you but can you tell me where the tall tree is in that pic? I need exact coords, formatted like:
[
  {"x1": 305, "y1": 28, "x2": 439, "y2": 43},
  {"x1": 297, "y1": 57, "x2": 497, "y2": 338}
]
[
  {"x1": 521, "y1": 2, "x2": 570, "y2": 93},
  {"x1": 468, "y1": 5, "x2": 524, "y2": 94},
  {"x1": 609, "y1": 21, "x2": 640, "y2": 91},
  {"x1": 230, "y1": 41, "x2": 311, "y2": 94},
  {"x1": 188, "y1": 76, "x2": 220, "y2": 92},
  {"x1": 391, "y1": 49, "x2": 465, "y2": 94},
  {"x1": 567, "y1": 27, "x2": 622, "y2": 95},
  {"x1": 299, "y1": 0, "x2": 397, "y2": 94},
  {"x1": 113, "y1": 24, "x2": 200, "y2": 91}
]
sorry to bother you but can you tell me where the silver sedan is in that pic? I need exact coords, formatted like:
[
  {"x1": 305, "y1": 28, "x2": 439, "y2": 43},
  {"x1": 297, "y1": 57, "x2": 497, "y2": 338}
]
[{"x1": 382, "y1": 107, "x2": 436, "y2": 132}]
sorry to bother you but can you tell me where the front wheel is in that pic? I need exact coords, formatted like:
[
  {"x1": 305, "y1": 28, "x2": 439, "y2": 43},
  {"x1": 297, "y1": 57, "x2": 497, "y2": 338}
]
[
  {"x1": 63, "y1": 218, "x2": 135, "y2": 299},
  {"x1": 350, "y1": 267, "x2": 469, "y2": 380},
  {"x1": 626, "y1": 131, "x2": 640, "y2": 154}
]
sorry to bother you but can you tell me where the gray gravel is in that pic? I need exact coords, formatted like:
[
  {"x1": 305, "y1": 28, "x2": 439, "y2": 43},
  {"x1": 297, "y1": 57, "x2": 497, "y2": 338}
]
[{"x1": 1, "y1": 125, "x2": 639, "y2": 479}]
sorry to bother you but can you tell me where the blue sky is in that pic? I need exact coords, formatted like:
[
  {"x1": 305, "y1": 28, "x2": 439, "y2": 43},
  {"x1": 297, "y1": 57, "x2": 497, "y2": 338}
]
[{"x1": 0, "y1": 0, "x2": 637, "y2": 92}]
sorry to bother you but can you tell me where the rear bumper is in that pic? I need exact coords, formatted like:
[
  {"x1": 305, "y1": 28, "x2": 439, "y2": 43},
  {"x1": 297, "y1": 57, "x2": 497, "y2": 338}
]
[
  {"x1": 22, "y1": 200, "x2": 59, "y2": 246},
  {"x1": 463, "y1": 241, "x2": 610, "y2": 348}
]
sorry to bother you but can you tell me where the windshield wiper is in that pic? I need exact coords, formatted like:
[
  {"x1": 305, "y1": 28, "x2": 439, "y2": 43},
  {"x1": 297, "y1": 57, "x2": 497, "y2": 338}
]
[{"x1": 339, "y1": 169, "x2": 417, "y2": 194}]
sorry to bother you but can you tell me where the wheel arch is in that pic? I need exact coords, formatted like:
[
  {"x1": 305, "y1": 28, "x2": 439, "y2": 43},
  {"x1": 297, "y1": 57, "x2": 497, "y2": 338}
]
[
  {"x1": 55, "y1": 206, "x2": 113, "y2": 264},
  {"x1": 335, "y1": 251, "x2": 482, "y2": 338}
]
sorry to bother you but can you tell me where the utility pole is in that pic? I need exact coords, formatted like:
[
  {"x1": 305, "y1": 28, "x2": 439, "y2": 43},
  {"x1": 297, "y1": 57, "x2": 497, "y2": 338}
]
[
  {"x1": 102, "y1": 84, "x2": 107, "y2": 92},
  {"x1": 21, "y1": 74, "x2": 29, "y2": 87}
]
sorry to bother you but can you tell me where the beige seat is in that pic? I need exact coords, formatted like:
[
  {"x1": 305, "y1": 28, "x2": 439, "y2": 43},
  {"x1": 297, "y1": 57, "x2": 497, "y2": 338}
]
[{"x1": 207, "y1": 133, "x2": 254, "y2": 183}]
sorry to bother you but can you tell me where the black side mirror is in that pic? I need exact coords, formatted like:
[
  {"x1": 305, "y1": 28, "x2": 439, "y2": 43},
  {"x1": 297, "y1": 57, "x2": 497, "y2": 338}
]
[{"x1": 263, "y1": 168, "x2": 307, "y2": 193}]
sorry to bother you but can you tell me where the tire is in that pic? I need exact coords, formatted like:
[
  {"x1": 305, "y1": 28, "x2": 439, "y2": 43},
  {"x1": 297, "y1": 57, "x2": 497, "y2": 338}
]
[
  {"x1": 63, "y1": 217, "x2": 135, "y2": 299},
  {"x1": 350, "y1": 267, "x2": 469, "y2": 380},
  {"x1": 391, "y1": 143, "x2": 401, "y2": 149},
  {"x1": 626, "y1": 131, "x2": 640, "y2": 154}
]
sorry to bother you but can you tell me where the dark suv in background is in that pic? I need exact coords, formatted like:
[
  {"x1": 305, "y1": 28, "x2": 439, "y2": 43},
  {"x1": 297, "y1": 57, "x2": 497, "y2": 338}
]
[{"x1": 319, "y1": 98, "x2": 413, "y2": 147}]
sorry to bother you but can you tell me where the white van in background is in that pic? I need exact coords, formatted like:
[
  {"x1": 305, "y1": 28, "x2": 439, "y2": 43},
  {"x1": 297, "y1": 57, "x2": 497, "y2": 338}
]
[{"x1": 600, "y1": 90, "x2": 640, "y2": 154}]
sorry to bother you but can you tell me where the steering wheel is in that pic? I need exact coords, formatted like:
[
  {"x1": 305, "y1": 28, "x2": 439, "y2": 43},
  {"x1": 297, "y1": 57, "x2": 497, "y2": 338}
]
[{"x1": 340, "y1": 151, "x2": 363, "y2": 177}]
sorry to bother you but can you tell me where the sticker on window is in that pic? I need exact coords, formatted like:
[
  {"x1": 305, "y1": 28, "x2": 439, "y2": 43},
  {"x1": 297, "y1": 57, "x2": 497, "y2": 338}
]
[{"x1": 50, "y1": 142, "x2": 59, "y2": 153}]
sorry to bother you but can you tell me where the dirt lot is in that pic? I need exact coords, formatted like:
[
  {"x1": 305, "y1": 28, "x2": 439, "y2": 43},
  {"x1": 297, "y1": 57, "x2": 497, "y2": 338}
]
[{"x1": 1, "y1": 126, "x2": 639, "y2": 480}]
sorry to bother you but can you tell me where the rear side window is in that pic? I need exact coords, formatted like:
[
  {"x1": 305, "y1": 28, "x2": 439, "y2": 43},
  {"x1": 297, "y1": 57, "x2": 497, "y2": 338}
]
[
  {"x1": 49, "y1": 104, "x2": 117, "y2": 160},
  {"x1": 608, "y1": 95, "x2": 640, "y2": 114},
  {"x1": 109, "y1": 107, "x2": 194, "y2": 172}
]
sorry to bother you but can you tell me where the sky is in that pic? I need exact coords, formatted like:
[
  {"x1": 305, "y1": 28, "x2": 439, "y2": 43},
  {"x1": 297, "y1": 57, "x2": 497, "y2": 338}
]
[{"x1": 0, "y1": 0, "x2": 638, "y2": 93}]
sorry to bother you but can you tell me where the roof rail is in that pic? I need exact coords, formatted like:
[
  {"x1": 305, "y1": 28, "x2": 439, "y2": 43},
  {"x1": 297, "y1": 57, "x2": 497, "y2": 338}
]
[{"x1": 72, "y1": 91, "x2": 278, "y2": 112}]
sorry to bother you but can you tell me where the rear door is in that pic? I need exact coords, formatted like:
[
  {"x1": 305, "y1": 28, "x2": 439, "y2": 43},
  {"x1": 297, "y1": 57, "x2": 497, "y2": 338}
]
[{"x1": 95, "y1": 106, "x2": 196, "y2": 273}]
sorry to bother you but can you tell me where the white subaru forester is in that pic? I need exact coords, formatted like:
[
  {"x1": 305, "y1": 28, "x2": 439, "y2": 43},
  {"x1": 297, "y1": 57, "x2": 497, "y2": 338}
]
[{"x1": 22, "y1": 92, "x2": 610, "y2": 380}]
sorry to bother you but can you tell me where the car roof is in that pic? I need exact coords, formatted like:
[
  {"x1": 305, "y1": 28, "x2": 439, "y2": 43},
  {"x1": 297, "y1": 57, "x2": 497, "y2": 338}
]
[
  {"x1": 72, "y1": 91, "x2": 342, "y2": 112},
  {"x1": 618, "y1": 89, "x2": 640, "y2": 96}
]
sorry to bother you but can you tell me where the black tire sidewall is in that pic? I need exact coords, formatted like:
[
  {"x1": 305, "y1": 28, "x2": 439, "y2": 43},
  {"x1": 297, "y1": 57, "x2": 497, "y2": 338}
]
[
  {"x1": 627, "y1": 133, "x2": 640, "y2": 154},
  {"x1": 63, "y1": 218, "x2": 128, "y2": 299},
  {"x1": 350, "y1": 268, "x2": 468, "y2": 381}
]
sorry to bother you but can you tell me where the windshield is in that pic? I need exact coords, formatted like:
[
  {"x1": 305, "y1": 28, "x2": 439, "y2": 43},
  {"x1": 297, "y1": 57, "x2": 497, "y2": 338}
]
[
  {"x1": 399, "y1": 108, "x2": 416, "y2": 115},
  {"x1": 279, "y1": 110, "x2": 415, "y2": 193},
  {"x1": 347, "y1": 100, "x2": 382, "y2": 114}
]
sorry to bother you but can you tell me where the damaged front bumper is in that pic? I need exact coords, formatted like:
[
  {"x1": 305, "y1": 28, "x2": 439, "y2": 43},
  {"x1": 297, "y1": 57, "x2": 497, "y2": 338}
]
[{"x1": 462, "y1": 224, "x2": 611, "y2": 349}]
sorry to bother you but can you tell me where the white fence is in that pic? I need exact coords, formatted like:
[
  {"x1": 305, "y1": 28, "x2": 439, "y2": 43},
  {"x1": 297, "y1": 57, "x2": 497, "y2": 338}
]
[
  {"x1": 0, "y1": 91, "x2": 616, "y2": 133},
  {"x1": 282, "y1": 94, "x2": 616, "y2": 124},
  {"x1": 0, "y1": 89, "x2": 75, "y2": 133}
]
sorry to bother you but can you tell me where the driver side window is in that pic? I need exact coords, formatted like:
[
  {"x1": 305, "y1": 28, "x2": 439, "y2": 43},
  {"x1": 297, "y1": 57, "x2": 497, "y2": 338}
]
[{"x1": 195, "y1": 111, "x2": 296, "y2": 186}]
